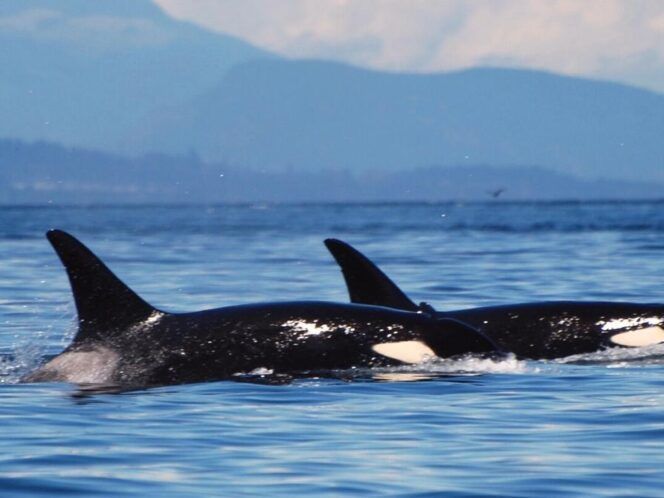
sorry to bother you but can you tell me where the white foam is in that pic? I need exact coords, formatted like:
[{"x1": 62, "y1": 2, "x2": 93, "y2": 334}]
[
  {"x1": 372, "y1": 353, "x2": 528, "y2": 378},
  {"x1": 431, "y1": 354, "x2": 528, "y2": 374},
  {"x1": 555, "y1": 342, "x2": 664, "y2": 365},
  {"x1": 0, "y1": 302, "x2": 79, "y2": 384}
]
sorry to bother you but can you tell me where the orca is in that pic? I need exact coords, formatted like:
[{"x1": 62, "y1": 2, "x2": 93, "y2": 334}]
[
  {"x1": 21, "y1": 230, "x2": 499, "y2": 389},
  {"x1": 324, "y1": 239, "x2": 664, "y2": 359}
]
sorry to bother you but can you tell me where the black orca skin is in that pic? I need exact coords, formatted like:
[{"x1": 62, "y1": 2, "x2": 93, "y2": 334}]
[
  {"x1": 324, "y1": 239, "x2": 664, "y2": 360},
  {"x1": 22, "y1": 231, "x2": 499, "y2": 389}
]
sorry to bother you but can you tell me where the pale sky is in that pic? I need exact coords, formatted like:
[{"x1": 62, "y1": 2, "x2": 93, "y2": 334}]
[{"x1": 155, "y1": 0, "x2": 664, "y2": 93}]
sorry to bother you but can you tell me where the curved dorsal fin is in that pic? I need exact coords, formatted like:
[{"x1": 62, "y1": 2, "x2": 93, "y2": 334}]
[
  {"x1": 324, "y1": 239, "x2": 419, "y2": 312},
  {"x1": 46, "y1": 230, "x2": 157, "y2": 342}
]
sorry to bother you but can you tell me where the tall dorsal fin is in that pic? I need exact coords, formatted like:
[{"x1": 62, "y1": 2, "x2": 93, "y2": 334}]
[
  {"x1": 46, "y1": 230, "x2": 157, "y2": 341},
  {"x1": 324, "y1": 239, "x2": 419, "y2": 312}
]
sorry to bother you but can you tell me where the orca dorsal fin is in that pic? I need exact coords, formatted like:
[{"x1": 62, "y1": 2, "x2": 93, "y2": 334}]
[
  {"x1": 46, "y1": 230, "x2": 157, "y2": 342},
  {"x1": 324, "y1": 239, "x2": 419, "y2": 312}
]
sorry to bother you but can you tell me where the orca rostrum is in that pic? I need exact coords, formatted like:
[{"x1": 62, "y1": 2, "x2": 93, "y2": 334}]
[
  {"x1": 324, "y1": 239, "x2": 664, "y2": 359},
  {"x1": 22, "y1": 231, "x2": 499, "y2": 388}
]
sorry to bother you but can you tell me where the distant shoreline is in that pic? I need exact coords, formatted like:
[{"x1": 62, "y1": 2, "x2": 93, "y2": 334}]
[{"x1": 2, "y1": 199, "x2": 663, "y2": 208}]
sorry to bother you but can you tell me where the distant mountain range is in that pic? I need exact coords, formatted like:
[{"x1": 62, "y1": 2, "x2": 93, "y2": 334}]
[
  {"x1": 131, "y1": 60, "x2": 664, "y2": 182},
  {"x1": 1, "y1": 0, "x2": 663, "y2": 192},
  {"x1": 0, "y1": 0, "x2": 271, "y2": 149},
  {"x1": 2, "y1": 139, "x2": 661, "y2": 204}
]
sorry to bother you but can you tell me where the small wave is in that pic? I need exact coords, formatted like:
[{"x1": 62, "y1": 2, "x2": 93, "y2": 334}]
[
  {"x1": 5, "y1": 345, "x2": 661, "y2": 390},
  {"x1": 216, "y1": 354, "x2": 530, "y2": 386},
  {"x1": 0, "y1": 324, "x2": 75, "y2": 385},
  {"x1": 425, "y1": 353, "x2": 527, "y2": 373},
  {"x1": 0, "y1": 350, "x2": 41, "y2": 384},
  {"x1": 553, "y1": 343, "x2": 664, "y2": 366},
  {"x1": 361, "y1": 354, "x2": 528, "y2": 382},
  {"x1": 0, "y1": 347, "x2": 57, "y2": 384},
  {"x1": 443, "y1": 222, "x2": 664, "y2": 233}
]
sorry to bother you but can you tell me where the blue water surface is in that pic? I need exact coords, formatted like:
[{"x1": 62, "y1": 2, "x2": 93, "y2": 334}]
[{"x1": 1, "y1": 202, "x2": 663, "y2": 497}]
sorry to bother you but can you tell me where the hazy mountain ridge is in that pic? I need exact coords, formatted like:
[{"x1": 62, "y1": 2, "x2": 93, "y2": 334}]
[
  {"x1": 133, "y1": 59, "x2": 664, "y2": 182},
  {"x1": 2, "y1": 139, "x2": 661, "y2": 204},
  {"x1": 2, "y1": 0, "x2": 662, "y2": 187},
  {"x1": 0, "y1": 0, "x2": 272, "y2": 149}
]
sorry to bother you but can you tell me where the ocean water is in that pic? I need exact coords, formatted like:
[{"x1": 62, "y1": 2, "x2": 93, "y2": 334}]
[{"x1": 0, "y1": 202, "x2": 662, "y2": 497}]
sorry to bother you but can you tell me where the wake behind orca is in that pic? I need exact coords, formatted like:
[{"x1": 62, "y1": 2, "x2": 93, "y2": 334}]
[
  {"x1": 324, "y1": 239, "x2": 664, "y2": 359},
  {"x1": 22, "y1": 231, "x2": 499, "y2": 389}
]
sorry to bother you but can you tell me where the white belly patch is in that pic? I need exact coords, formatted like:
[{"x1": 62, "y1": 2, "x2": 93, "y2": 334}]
[
  {"x1": 609, "y1": 326, "x2": 664, "y2": 347},
  {"x1": 372, "y1": 341, "x2": 436, "y2": 364}
]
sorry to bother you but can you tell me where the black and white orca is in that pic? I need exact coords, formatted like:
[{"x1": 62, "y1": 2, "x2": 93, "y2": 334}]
[
  {"x1": 22, "y1": 231, "x2": 499, "y2": 388},
  {"x1": 324, "y1": 239, "x2": 664, "y2": 359}
]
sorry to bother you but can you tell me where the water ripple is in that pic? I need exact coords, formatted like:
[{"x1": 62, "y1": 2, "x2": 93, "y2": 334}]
[{"x1": 1, "y1": 203, "x2": 663, "y2": 497}]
